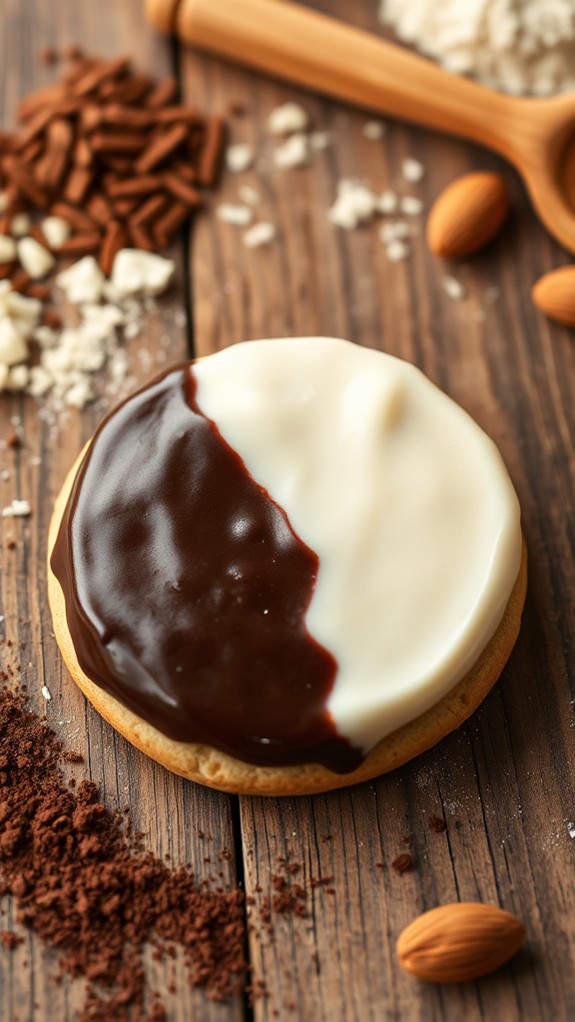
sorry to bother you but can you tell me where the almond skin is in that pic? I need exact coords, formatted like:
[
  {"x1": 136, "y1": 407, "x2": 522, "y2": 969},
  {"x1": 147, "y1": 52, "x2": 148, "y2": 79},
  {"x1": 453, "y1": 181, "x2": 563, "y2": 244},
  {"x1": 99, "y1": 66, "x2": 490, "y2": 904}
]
[
  {"x1": 397, "y1": 902, "x2": 525, "y2": 983},
  {"x1": 427, "y1": 172, "x2": 509, "y2": 258},
  {"x1": 532, "y1": 266, "x2": 575, "y2": 326}
]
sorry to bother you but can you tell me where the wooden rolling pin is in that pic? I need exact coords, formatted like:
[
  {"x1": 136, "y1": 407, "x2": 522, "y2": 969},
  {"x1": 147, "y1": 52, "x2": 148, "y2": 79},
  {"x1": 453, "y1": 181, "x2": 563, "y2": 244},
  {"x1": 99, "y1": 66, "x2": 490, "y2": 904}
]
[{"x1": 146, "y1": 0, "x2": 525, "y2": 150}]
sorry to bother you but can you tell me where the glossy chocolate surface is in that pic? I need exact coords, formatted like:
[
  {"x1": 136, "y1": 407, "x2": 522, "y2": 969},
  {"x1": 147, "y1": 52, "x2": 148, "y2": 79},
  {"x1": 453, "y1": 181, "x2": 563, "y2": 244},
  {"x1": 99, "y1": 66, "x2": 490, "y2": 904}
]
[{"x1": 51, "y1": 366, "x2": 362, "y2": 772}]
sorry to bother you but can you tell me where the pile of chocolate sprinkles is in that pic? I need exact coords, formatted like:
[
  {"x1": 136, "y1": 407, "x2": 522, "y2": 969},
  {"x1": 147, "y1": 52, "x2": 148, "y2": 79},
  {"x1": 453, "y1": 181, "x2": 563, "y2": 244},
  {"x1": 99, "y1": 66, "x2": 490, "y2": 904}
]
[
  {"x1": 0, "y1": 685, "x2": 246, "y2": 1021},
  {"x1": 0, "y1": 48, "x2": 225, "y2": 287}
]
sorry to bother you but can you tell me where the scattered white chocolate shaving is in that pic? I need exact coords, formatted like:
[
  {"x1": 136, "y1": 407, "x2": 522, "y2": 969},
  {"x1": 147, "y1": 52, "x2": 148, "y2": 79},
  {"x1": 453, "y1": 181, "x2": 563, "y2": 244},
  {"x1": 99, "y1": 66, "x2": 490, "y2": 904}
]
[
  {"x1": 385, "y1": 239, "x2": 410, "y2": 261},
  {"x1": 402, "y1": 158, "x2": 425, "y2": 183},
  {"x1": 443, "y1": 275, "x2": 467, "y2": 301},
  {"x1": 267, "y1": 102, "x2": 310, "y2": 135},
  {"x1": 243, "y1": 222, "x2": 276, "y2": 248},
  {"x1": 2, "y1": 498, "x2": 31, "y2": 518},
  {"x1": 377, "y1": 190, "x2": 398, "y2": 214},
  {"x1": 226, "y1": 143, "x2": 255, "y2": 173},
  {"x1": 328, "y1": 180, "x2": 378, "y2": 230},
  {"x1": 273, "y1": 133, "x2": 309, "y2": 169},
  {"x1": 238, "y1": 185, "x2": 261, "y2": 206},
  {"x1": 399, "y1": 196, "x2": 424, "y2": 216},
  {"x1": 216, "y1": 203, "x2": 254, "y2": 226},
  {"x1": 363, "y1": 120, "x2": 387, "y2": 140}
]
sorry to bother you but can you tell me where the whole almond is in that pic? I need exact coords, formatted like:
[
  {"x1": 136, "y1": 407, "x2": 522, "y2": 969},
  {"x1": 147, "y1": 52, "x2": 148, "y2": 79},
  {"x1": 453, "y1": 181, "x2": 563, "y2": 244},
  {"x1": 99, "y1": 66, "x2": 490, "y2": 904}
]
[
  {"x1": 397, "y1": 902, "x2": 525, "y2": 983},
  {"x1": 532, "y1": 266, "x2": 575, "y2": 326},
  {"x1": 427, "y1": 172, "x2": 509, "y2": 258}
]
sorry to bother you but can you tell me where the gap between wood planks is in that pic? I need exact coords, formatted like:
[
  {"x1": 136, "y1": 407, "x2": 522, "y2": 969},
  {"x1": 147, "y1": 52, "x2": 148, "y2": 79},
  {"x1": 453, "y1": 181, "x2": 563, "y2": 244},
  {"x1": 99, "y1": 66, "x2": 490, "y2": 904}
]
[{"x1": 173, "y1": 34, "x2": 257, "y2": 1022}]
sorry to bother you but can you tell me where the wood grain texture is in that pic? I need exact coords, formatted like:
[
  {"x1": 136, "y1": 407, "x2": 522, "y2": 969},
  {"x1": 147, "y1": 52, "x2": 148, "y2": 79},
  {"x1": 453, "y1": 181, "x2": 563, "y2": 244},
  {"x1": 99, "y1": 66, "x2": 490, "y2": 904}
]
[
  {"x1": 1, "y1": 0, "x2": 575, "y2": 1020},
  {"x1": 184, "y1": 1, "x2": 575, "y2": 1020},
  {"x1": 0, "y1": 3, "x2": 241, "y2": 1021}
]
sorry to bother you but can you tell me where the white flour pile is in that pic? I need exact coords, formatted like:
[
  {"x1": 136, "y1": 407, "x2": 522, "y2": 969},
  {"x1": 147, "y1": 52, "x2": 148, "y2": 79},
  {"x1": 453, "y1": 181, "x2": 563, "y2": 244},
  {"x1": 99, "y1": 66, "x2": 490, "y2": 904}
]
[{"x1": 379, "y1": 0, "x2": 575, "y2": 95}]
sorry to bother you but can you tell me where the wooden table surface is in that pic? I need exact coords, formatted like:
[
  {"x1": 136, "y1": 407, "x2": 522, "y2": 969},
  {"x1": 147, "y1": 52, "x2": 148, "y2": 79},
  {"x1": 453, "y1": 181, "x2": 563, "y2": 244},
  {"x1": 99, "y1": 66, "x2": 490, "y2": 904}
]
[{"x1": 1, "y1": 1, "x2": 575, "y2": 1020}]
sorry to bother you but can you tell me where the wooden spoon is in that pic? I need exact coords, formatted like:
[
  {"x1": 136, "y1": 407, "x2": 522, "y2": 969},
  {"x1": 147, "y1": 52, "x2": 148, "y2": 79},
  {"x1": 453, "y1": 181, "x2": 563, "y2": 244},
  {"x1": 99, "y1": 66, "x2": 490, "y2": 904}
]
[{"x1": 147, "y1": 0, "x2": 575, "y2": 253}]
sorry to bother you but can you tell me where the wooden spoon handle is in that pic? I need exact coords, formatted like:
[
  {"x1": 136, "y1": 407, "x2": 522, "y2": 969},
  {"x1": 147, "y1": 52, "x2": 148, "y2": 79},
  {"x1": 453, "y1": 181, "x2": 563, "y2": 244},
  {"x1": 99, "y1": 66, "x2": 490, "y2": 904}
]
[{"x1": 173, "y1": 0, "x2": 521, "y2": 152}]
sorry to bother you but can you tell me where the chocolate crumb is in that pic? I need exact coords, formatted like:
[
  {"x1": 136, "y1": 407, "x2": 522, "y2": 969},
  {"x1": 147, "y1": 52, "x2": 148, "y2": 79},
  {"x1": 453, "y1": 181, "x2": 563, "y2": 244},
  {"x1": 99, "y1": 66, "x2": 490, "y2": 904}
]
[
  {"x1": 391, "y1": 852, "x2": 414, "y2": 874},
  {"x1": 0, "y1": 929, "x2": 23, "y2": 949},
  {"x1": 39, "y1": 46, "x2": 58, "y2": 65},
  {"x1": 5, "y1": 431, "x2": 21, "y2": 450},
  {"x1": 428, "y1": 814, "x2": 447, "y2": 834},
  {"x1": 62, "y1": 44, "x2": 84, "y2": 61}
]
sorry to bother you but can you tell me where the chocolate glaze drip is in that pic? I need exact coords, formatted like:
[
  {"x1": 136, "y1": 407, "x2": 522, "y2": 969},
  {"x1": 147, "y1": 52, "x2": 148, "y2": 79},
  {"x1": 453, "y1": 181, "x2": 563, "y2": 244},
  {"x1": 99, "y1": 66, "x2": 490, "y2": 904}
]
[{"x1": 51, "y1": 366, "x2": 362, "y2": 773}]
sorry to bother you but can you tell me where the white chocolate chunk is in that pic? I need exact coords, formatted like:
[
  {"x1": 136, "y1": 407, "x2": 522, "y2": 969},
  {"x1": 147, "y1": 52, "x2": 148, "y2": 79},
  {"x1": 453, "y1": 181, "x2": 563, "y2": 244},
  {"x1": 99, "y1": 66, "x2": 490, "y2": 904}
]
[
  {"x1": 7, "y1": 364, "x2": 29, "y2": 391},
  {"x1": 10, "y1": 213, "x2": 31, "y2": 238},
  {"x1": 267, "y1": 102, "x2": 309, "y2": 135},
  {"x1": 41, "y1": 216, "x2": 71, "y2": 249},
  {"x1": 17, "y1": 237, "x2": 55, "y2": 279},
  {"x1": 0, "y1": 318, "x2": 28, "y2": 366},
  {"x1": 0, "y1": 235, "x2": 17, "y2": 263},
  {"x1": 111, "y1": 250, "x2": 175, "y2": 297},
  {"x1": 56, "y1": 256, "x2": 104, "y2": 305}
]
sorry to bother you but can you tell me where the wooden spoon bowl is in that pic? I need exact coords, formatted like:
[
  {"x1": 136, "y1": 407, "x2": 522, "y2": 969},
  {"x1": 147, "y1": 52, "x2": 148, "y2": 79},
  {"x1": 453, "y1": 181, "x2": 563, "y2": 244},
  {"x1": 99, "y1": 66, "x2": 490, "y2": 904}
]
[{"x1": 148, "y1": 0, "x2": 575, "y2": 254}]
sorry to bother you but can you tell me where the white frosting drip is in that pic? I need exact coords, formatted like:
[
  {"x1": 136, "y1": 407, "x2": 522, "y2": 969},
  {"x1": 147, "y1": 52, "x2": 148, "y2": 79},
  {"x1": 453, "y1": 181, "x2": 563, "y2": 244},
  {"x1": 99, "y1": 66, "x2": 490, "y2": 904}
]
[{"x1": 193, "y1": 337, "x2": 521, "y2": 753}]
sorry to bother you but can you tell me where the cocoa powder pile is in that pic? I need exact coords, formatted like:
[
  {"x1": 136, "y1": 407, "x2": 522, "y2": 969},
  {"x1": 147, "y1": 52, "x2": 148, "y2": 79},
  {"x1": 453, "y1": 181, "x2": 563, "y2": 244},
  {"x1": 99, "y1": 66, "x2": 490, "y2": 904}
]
[{"x1": 0, "y1": 685, "x2": 246, "y2": 1021}]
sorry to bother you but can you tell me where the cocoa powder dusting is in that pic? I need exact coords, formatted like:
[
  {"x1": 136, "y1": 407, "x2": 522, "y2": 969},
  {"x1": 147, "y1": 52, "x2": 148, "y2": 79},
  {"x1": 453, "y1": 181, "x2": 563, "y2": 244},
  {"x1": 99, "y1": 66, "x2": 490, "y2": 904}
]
[
  {"x1": 0, "y1": 686, "x2": 247, "y2": 1020},
  {"x1": 391, "y1": 852, "x2": 414, "y2": 875}
]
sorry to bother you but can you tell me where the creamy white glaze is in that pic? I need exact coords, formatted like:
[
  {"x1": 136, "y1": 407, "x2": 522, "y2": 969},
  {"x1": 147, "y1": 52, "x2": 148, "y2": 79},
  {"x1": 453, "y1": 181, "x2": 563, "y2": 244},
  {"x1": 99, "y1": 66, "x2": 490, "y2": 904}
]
[{"x1": 193, "y1": 337, "x2": 522, "y2": 753}]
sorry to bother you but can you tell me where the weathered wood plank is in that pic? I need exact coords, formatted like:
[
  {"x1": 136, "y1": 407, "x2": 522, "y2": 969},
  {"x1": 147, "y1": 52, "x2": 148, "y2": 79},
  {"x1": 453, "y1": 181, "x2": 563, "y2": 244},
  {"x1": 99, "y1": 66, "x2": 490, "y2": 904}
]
[
  {"x1": 0, "y1": 3, "x2": 241, "y2": 1020},
  {"x1": 186, "y1": 1, "x2": 575, "y2": 1020}
]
